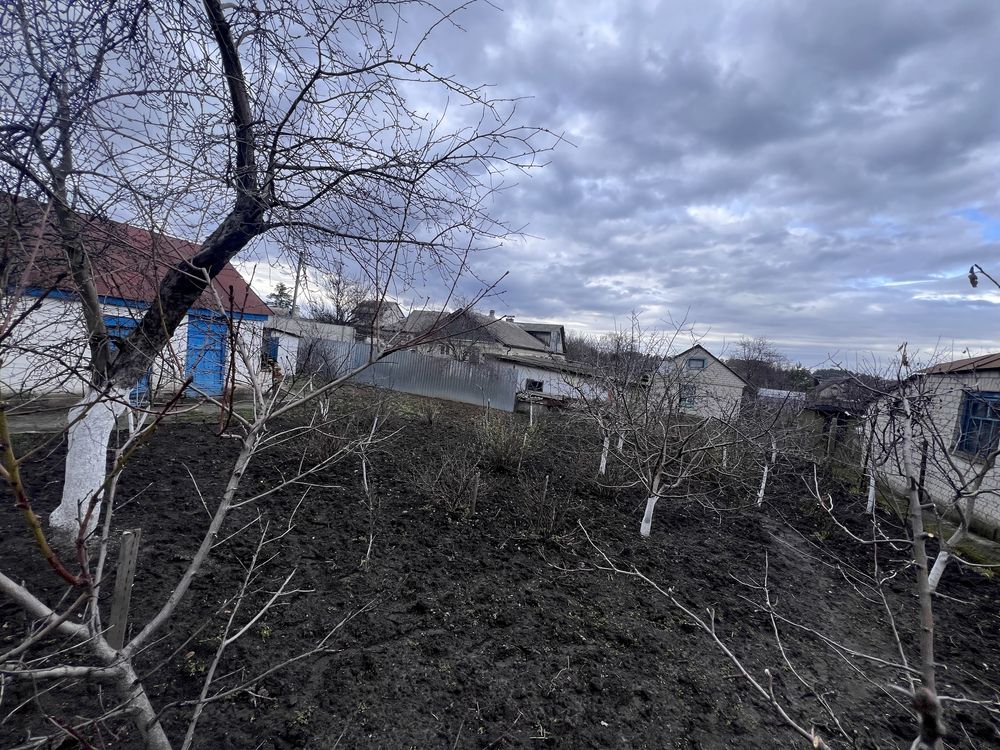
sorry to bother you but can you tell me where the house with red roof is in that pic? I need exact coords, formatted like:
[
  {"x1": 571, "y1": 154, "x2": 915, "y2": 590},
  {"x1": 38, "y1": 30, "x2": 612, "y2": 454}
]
[{"x1": 1, "y1": 203, "x2": 295, "y2": 399}]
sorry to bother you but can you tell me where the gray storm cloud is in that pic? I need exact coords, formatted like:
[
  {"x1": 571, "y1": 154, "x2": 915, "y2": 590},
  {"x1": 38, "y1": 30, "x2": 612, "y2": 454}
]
[{"x1": 415, "y1": 0, "x2": 1000, "y2": 366}]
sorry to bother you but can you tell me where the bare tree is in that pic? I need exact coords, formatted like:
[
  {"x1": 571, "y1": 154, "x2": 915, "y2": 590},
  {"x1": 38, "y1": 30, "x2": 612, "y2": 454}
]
[
  {"x1": 0, "y1": 1, "x2": 549, "y2": 746},
  {"x1": 726, "y1": 335, "x2": 788, "y2": 389},
  {"x1": 567, "y1": 316, "x2": 752, "y2": 537},
  {"x1": 0, "y1": 0, "x2": 550, "y2": 535},
  {"x1": 309, "y1": 260, "x2": 368, "y2": 325}
]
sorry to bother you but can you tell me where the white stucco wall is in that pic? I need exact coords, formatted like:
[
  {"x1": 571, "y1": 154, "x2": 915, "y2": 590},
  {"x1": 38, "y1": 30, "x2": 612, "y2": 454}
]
[
  {"x1": 871, "y1": 371, "x2": 1000, "y2": 537},
  {"x1": 275, "y1": 331, "x2": 299, "y2": 378},
  {"x1": 1, "y1": 296, "x2": 90, "y2": 396},
  {"x1": 0, "y1": 295, "x2": 268, "y2": 398},
  {"x1": 502, "y1": 360, "x2": 604, "y2": 401}
]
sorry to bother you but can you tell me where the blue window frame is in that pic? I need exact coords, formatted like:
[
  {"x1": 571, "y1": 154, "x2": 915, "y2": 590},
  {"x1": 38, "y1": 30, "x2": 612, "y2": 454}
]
[
  {"x1": 956, "y1": 391, "x2": 1000, "y2": 457},
  {"x1": 262, "y1": 329, "x2": 279, "y2": 366}
]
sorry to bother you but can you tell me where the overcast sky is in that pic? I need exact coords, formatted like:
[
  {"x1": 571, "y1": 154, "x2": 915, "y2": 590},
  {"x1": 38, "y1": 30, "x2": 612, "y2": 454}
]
[{"x1": 250, "y1": 0, "x2": 1000, "y2": 369}]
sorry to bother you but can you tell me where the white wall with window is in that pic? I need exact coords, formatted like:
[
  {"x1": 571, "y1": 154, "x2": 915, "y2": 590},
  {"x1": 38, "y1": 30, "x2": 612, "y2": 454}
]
[
  {"x1": 497, "y1": 359, "x2": 604, "y2": 401},
  {"x1": 0, "y1": 294, "x2": 269, "y2": 400},
  {"x1": 661, "y1": 345, "x2": 747, "y2": 420},
  {"x1": 871, "y1": 371, "x2": 1000, "y2": 538}
]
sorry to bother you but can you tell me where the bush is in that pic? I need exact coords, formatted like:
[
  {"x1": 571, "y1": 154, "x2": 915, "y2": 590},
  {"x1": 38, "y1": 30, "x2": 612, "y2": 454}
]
[
  {"x1": 476, "y1": 411, "x2": 532, "y2": 474},
  {"x1": 415, "y1": 447, "x2": 483, "y2": 514}
]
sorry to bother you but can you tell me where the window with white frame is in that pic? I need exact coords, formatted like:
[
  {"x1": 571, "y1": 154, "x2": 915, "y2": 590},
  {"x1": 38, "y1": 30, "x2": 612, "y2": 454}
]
[
  {"x1": 955, "y1": 391, "x2": 1000, "y2": 457},
  {"x1": 687, "y1": 357, "x2": 706, "y2": 370}
]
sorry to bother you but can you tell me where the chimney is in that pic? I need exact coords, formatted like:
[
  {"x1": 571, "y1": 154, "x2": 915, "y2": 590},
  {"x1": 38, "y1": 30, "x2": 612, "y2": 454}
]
[{"x1": 488, "y1": 310, "x2": 495, "y2": 318}]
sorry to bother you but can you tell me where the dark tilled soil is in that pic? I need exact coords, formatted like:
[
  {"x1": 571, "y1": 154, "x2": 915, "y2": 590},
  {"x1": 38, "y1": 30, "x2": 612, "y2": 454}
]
[{"x1": 2, "y1": 391, "x2": 999, "y2": 749}]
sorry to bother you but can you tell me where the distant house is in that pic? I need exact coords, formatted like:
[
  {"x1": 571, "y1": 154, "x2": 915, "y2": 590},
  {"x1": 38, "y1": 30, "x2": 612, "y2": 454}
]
[
  {"x1": 1, "y1": 206, "x2": 279, "y2": 400},
  {"x1": 485, "y1": 351, "x2": 601, "y2": 406},
  {"x1": 659, "y1": 344, "x2": 750, "y2": 420},
  {"x1": 401, "y1": 309, "x2": 554, "y2": 361},
  {"x1": 263, "y1": 313, "x2": 355, "y2": 376},
  {"x1": 486, "y1": 341, "x2": 749, "y2": 418},
  {"x1": 871, "y1": 353, "x2": 1000, "y2": 538},
  {"x1": 350, "y1": 299, "x2": 404, "y2": 340}
]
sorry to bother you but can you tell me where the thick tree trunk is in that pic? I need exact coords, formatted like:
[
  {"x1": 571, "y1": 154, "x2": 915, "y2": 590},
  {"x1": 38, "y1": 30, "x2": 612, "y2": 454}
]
[{"x1": 49, "y1": 387, "x2": 128, "y2": 535}]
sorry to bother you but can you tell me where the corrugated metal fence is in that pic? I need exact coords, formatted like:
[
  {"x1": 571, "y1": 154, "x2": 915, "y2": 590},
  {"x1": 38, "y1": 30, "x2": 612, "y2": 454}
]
[{"x1": 302, "y1": 340, "x2": 517, "y2": 411}]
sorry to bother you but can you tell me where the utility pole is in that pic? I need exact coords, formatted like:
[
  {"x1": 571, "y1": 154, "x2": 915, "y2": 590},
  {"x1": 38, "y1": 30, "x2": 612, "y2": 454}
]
[{"x1": 289, "y1": 251, "x2": 305, "y2": 318}]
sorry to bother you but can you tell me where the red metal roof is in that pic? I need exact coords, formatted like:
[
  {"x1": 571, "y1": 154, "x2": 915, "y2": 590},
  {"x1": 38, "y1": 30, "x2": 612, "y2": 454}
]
[{"x1": 10, "y1": 202, "x2": 272, "y2": 317}]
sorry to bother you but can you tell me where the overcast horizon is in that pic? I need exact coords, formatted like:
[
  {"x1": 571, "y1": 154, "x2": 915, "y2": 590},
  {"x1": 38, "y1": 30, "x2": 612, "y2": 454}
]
[{"x1": 242, "y1": 0, "x2": 1000, "y2": 371}]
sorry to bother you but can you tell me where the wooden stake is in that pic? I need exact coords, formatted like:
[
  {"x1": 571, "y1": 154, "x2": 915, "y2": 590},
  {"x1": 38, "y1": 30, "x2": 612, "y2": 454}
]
[
  {"x1": 108, "y1": 529, "x2": 142, "y2": 651},
  {"x1": 469, "y1": 471, "x2": 481, "y2": 516}
]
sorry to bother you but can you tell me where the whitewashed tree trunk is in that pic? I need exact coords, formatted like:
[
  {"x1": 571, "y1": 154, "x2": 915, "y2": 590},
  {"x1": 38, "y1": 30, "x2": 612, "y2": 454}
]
[
  {"x1": 640, "y1": 495, "x2": 658, "y2": 537},
  {"x1": 50, "y1": 387, "x2": 129, "y2": 536},
  {"x1": 616, "y1": 434, "x2": 623, "y2": 452},
  {"x1": 927, "y1": 551, "x2": 950, "y2": 592},
  {"x1": 599, "y1": 435, "x2": 610, "y2": 475},
  {"x1": 866, "y1": 472, "x2": 877, "y2": 514},
  {"x1": 756, "y1": 437, "x2": 778, "y2": 507},
  {"x1": 755, "y1": 464, "x2": 770, "y2": 507}
]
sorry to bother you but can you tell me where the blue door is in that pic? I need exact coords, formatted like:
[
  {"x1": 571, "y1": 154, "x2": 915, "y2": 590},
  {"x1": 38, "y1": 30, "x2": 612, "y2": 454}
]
[
  {"x1": 266, "y1": 331, "x2": 279, "y2": 362},
  {"x1": 186, "y1": 317, "x2": 227, "y2": 396},
  {"x1": 104, "y1": 315, "x2": 152, "y2": 404}
]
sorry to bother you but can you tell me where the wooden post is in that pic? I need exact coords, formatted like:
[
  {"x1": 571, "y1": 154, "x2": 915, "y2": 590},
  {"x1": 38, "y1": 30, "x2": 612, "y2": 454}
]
[
  {"x1": 541, "y1": 474, "x2": 552, "y2": 530},
  {"x1": 469, "y1": 471, "x2": 481, "y2": 516},
  {"x1": 108, "y1": 529, "x2": 142, "y2": 651}
]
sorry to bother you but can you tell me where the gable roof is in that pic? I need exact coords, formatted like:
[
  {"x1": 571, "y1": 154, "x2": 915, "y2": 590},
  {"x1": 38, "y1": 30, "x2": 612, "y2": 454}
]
[
  {"x1": 351, "y1": 299, "x2": 403, "y2": 322},
  {"x1": 670, "y1": 344, "x2": 753, "y2": 387},
  {"x1": 515, "y1": 320, "x2": 565, "y2": 350},
  {"x1": 402, "y1": 309, "x2": 547, "y2": 352},
  {"x1": 5, "y1": 199, "x2": 272, "y2": 318},
  {"x1": 921, "y1": 352, "x2": 1000, "y2": 375}
]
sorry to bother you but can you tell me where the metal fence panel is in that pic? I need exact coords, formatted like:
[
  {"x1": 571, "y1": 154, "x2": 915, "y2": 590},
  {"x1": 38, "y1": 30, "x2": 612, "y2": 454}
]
[{"x1": 302, "y1": 340, "x2": 517, "y2": 411}]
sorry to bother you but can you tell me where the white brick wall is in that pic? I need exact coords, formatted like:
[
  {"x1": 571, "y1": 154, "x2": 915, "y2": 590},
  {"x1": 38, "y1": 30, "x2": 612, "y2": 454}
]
[
  {"x1": 871, "y1": 371, "x2": 1000, "y2": 539},
  {"x1": 666, "y1": 345, "x2": 746, "y2": 421}
]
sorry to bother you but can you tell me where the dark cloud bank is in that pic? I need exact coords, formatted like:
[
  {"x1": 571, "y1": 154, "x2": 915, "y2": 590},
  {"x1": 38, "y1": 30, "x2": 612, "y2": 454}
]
[{"x1": 412, "y1": 0, "x2": 1000, "y2": 367}]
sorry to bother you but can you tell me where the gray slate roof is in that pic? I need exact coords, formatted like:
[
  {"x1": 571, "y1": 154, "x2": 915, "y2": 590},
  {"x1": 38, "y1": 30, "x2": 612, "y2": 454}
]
[{"x1": 402, "y1": 309, "x2": 547, "y2": 352}]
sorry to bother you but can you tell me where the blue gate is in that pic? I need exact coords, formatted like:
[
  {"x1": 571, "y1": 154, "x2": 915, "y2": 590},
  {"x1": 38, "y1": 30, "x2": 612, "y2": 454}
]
[
  {"x1": 186, "y1": 317, "x2": 228, "y2": 396},
  {"x1": 104, "y1": 315, "x2": 152, "y2": 403}
]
